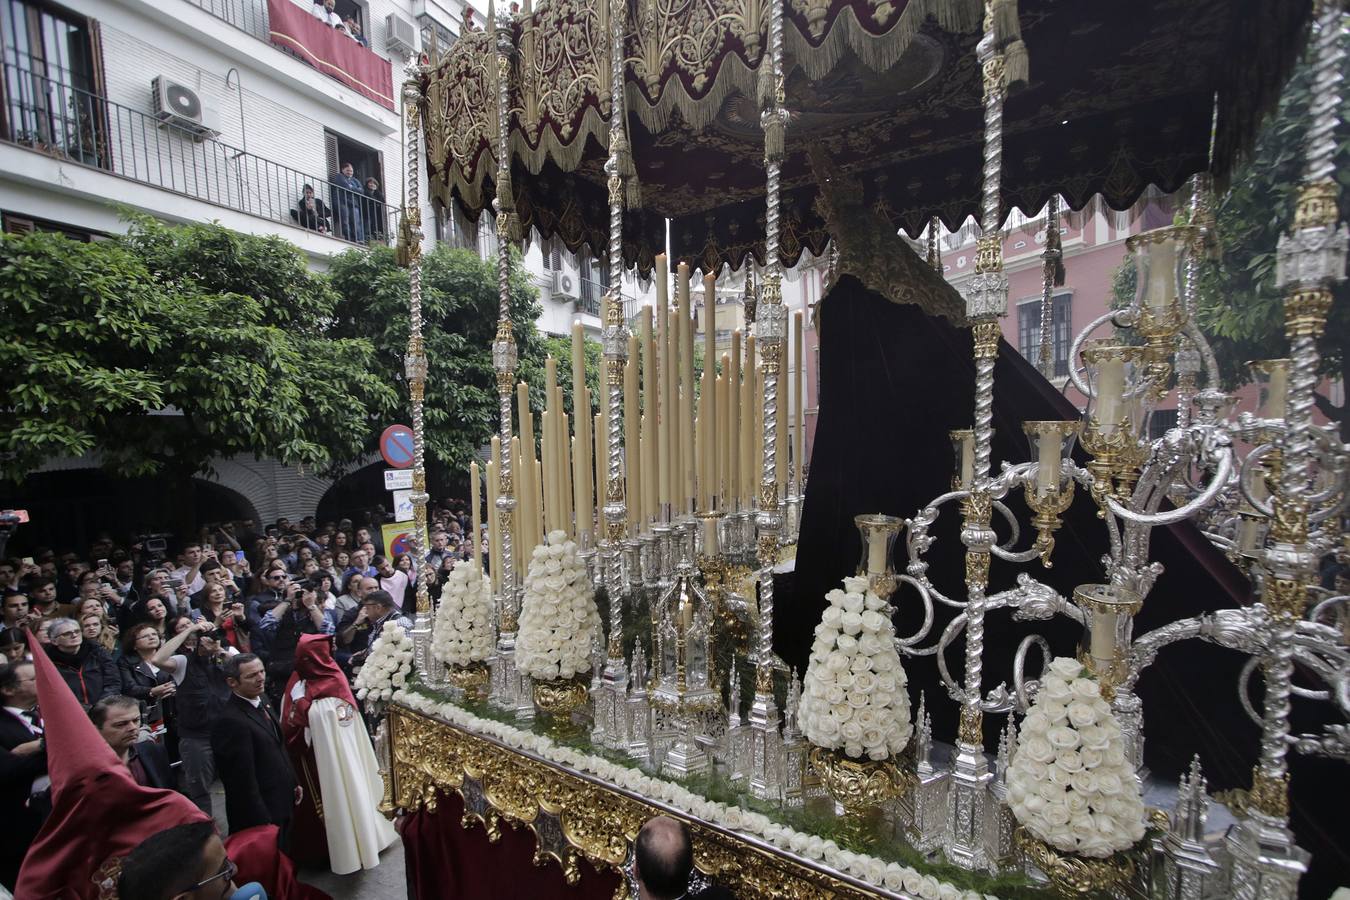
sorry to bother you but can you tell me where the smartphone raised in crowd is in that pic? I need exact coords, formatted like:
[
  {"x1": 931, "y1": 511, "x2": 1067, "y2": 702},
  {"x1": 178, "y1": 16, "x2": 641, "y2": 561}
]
[{"x1": 235, "y1": 550, "x2": 246, "y2": 564}]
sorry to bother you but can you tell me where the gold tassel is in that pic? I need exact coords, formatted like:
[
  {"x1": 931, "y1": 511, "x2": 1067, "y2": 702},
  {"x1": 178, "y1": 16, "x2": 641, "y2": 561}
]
[
  {"x1": 990, "y1": 0, "x2": 1020, "y2": 46},
  {"x1": 764, "y1": 118, "x2": 784, "y2": 162},
  {"x1": 497, "y1": 176, "x2": 515, "y2": 214},
  {"x1": 1003, "y1": 38, "x2": 1029, "y2": 90}
]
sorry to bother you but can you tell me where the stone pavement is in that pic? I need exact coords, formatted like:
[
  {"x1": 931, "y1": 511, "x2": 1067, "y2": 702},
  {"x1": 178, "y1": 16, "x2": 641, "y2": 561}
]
[{"x1": 210, "y1": 784, "x2": 408, "y2": 899}]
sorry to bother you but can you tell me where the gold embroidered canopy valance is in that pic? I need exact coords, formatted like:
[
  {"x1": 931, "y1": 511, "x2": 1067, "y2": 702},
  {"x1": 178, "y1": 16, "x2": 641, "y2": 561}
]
[{"x1": 422, "y1": 0, "x2": 1312, "y2": 274}]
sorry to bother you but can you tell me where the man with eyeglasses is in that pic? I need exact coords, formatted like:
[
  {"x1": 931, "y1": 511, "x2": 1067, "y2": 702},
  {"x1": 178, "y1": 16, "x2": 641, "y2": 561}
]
[
  {"x1": 117, "y1": 820, "x2": 252, "y2": 900},
  {"x1": 245, "y1": 571, "x2": 297, "y2": 665}
]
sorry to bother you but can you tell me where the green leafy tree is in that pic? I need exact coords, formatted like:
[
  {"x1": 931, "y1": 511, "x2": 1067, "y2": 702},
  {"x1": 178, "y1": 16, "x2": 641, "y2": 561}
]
[
  {"x1": 0, "y1": 223, "x2": 397, "y2": 487},
  {"x1": 1193, "y1": 47, "x2": 1349, "y2": 438},
  {"x1": 326, "y1": 244, "x2": 544, "y2": 478}
]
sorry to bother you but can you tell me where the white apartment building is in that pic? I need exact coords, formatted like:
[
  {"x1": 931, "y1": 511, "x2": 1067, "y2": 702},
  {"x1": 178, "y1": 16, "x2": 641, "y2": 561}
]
[{"x1": 0, "y1": 0, "x2": 817, "y2": 531}]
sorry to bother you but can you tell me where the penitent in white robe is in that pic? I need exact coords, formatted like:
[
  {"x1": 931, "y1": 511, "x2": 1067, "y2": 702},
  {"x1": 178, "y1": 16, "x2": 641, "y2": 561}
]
[{"x1": 289, "y1": 681, "x2": 398, "y2": 874}]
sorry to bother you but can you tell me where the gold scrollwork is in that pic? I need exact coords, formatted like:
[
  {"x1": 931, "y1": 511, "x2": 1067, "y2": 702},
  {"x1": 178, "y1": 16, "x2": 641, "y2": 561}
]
[
  {"x1": 971, "y1": 320, "x2": 1001, "y2": 359},
  {"x1": 497, "y1": 371, "x2": 516, "y2": 394},
  {"x1": 757, "y1": 535, "x2": 778, "y2": 567},
  {"x1": 1285, "y1": 289, "x2": 1333, "y2": 338},
  {"x1": 387, "y1": 705, "x2": 891, "y2": 898},
  {"x1": 1294, "y1": 179, "x2": 1338, "y2": 229},
  {"x1": 1013, "y1": 827, "x2": 1134, "y2": 896},
  {"x1": 973, "y1": 235, "x2": 1002, "y2": 275},
  {"x1": 957, "y1": 704, "x2": 983, "y2": 746}
]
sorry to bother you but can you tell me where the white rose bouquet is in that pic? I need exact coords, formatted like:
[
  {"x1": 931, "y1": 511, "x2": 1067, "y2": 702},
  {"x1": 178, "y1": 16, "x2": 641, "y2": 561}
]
[
  {"x1": 1006, "y1": 656, "x2": 1147, "y2": 858},
  {"x1": 432, "y1": 560, "x2": 495, "y2": 667},
  {"x1": 516, "y1": 530, "x2": 600, "y2": 680},
  {"x1": 354, "y1": 623, "x2": 414, "y2": 705},
  {"x1": 799, "y1": 575, "x2": 913, "y2": 760}
]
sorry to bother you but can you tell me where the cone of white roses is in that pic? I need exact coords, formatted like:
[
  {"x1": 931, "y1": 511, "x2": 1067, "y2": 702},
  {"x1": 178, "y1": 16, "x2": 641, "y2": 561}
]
[
  {"x1": 516, "y1": 530, "x2": 601, "y2": 734},
  {"x1": 354, "y1": 623, "x2": 415, "y2": 715},
  {"x1": 431, "y1": 560, "x2": 494, "y2": 702},
  {"x1": 799, "y1": 575, "x2": 914, "y2": 833},
  {"x1": 1006, "y1": 656, "x2": 1147, "y2": 895}
]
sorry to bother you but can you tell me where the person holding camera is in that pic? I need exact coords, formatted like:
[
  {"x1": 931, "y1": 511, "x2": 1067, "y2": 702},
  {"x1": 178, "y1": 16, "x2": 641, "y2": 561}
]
[
  {"x1": 194, "y1": 581, "x2": 252, "y2": 654},
  {"x1": 257, "y1": 578, "x2": 333, "y2": 709},
  {"x1": 152, "y1": 618, "x2": 232, "y2": 816}
]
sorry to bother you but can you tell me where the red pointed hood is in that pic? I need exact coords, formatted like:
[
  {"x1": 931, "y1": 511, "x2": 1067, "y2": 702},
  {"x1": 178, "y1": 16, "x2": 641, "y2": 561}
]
[
  {"x1": 281, "y1": 634, "x2": 357, "y2": 751},
  {"x1": 17, "y1": 630, "x2": 208, "y2": 899}
]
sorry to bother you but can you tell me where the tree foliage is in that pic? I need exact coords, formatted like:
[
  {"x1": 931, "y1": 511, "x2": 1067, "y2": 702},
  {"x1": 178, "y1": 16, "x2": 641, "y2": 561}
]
[
  {"x1": 0, "y1": 220, "x2": 397, "y2": 483},
  {"x1": 326, "y1": 244, "x2": 545, "y2": 475},
  {"x1": 1193, "y1": 43, "x2": 1349, "y2": 434}
]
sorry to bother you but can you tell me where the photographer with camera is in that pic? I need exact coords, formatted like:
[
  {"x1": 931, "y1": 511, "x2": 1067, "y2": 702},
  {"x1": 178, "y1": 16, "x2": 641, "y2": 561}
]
[
  {"x1": 152, "y1": 618, "x2": 232, "y2": 815},
  {"x1": 172, "y1": 542, "x2": 207, "y2": 596},
  {"x1": 257, "y1": 577, "x2": 333, "y2": 709},
  {"x1": 193, "y1": 580, "x2": 252, "y2": 654}
]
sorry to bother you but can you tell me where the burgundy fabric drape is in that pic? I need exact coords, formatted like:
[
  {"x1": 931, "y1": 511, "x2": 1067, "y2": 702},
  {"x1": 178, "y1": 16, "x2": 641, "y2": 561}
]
[
  {"x1": 402, "y1": 790, "x2": 622, "y2": 900},
  {"x1": 266, "y1": 0, "x2": 395, "y2": 110}
]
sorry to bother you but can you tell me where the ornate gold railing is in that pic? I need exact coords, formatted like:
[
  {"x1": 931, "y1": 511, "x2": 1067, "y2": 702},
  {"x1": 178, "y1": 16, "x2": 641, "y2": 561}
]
[{"x1": 385, "y1": 703, "x2": 893, "y2": 899}]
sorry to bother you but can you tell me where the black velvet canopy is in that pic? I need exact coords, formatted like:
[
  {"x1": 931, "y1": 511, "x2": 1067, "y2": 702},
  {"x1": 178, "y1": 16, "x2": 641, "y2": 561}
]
[{"x1": 787, "y1": 275, "x2": 1345, "y2": 896}]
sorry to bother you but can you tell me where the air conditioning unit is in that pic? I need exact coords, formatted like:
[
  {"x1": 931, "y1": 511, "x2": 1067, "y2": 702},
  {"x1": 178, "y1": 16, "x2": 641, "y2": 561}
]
[
  {"x1": 151, "y1": 76, "x2": 218, "y2": 139},
  {"x1": 386, "y1": 12, "x2": 418, "y2": 56},
  {"x1": 551, "y1": 270, "x2": 576, "y2": 302}
]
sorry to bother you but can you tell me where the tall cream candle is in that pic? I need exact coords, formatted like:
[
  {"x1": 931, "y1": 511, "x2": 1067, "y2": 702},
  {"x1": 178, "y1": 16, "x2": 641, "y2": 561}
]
[
  {"x1": 470, "y1": 461, "x2": 483, "y2": 570},
  {"x1": 640, "y1": 309, "x2": 657, "y2": 530},
  {"x1": 541, "y1": 408, "x2": 555, "y2": 534},
  {"x1": 742, "y1": 335, "x2": 756, "y2": 508},
  {"x1": 625, "y1": 337, "x2": 641, "y2": 534},
  {"x1": 511, "y1": 436, "x2": 525, "y2": 559},
  {"x1": 489, "y1": 436, "x2": 502, "y2": 593},
  {"x1": 1036, "y1": 426, "x2": 1061, "y2": 497},
  {"x1": 793, "y1": 310, "x2": 804, "y2": 491},
  {"x1": 867, "y1": 528, "x2": 887, "y2": 576},
  {"x1": 729, "y1": 331, "x2": 741, "y2": 510},
  {"x1": 534, "y1": 459, "x2": 545, "y2": 544},
  {"x1": 594, "y1": 411, "x2": 606, "y2": 538},
  {"x1": 516, "y1": 382, "x2": 537, "y2": 552},
  {"x1": 571, "y1": 434, "x2": 585, "y2": 542},
  {"x1": 678, "y1": 263, "x2": 695, "y2": 512},
  {"x1": 655, "y1": 256, "x2": 672, "y2": 512},
  {"x1": 775, "y1": 342, "x2": 787, "y2": 498},
  {"x1": 718, "y1": 360, "x2": 730, "y2": 509}
]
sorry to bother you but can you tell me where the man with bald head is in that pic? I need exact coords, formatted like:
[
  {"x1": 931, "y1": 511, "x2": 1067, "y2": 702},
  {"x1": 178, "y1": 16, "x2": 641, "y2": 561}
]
[{"x1": 634, "y1": 816, "x2": 733, "y2": 900}]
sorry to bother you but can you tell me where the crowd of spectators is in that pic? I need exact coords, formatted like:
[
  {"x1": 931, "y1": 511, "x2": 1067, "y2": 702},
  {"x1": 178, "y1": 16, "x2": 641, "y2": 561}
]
[{"x1": 0, "y1": 500, "x2": 483, "y2": 889}]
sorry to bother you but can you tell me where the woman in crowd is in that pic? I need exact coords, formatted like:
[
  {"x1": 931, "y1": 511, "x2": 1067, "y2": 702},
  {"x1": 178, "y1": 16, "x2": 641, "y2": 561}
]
[
  {"x1": 332, "y1": 531, "x2": 350, "y2": 553},
  {"x1": 318, "y1": 550, "x2": 339, "y2": 588},
  {"x1": 44, "y1": 616, "x2": 119, "y2": 707},
  {"x1": 334, "y1": 549, "x2": 351, "y2": 574},
  {"x1": 139, "y1": 596, "x2": 171, "y2": 639},
  {"x1": 118, "y1": 621, "x2": 178, "y2": 753},
  {"x1": 80, "y1": 610, "x2": 118, "y2": 654},
  {"x1": 0, "y1": 627, "x2": 28, "y2": 663},
  {"x1": 193, "y1": 581, "x2": 251, "y2": 653}
]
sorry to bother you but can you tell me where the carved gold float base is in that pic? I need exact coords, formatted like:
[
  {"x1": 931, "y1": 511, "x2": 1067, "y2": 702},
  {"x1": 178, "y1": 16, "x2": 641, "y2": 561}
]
[
  {"x1": 1013, "y1": 827, "x2": 1134, "y2": 896},
  {"x1": 447, "y1": 661, "x2": 490, "y2": 703},
  {"x1": 386, "y1": 704, "x2": 900, "y2": 898},
  {"x1": 810, "y1": 746, "x2": 913, "y2": 838},
  {"x1": 532, "y1": 674, "x2": 590, "y2": 737}
]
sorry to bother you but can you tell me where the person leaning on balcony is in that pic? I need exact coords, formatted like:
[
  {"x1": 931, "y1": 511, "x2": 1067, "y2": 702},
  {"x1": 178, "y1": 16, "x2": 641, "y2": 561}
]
[
  {"x1": 313, "y1": 0, "x2": 340, "y2": 27},
  {"x1": 362, "y1": 176, "x2": 385, "y2": 241},
  {"x1": 330, "y1": 162, "x2": 365, "y2": 243},
  {"x1": 293, "y1": 184, "x2": 331, "y2": 234},
  {"x1": 347, "y1": 17, "x2": 368, "y2": 46}
]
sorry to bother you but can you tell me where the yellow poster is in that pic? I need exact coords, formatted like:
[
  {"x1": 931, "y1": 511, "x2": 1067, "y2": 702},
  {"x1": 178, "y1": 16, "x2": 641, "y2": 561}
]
[{"x1": 380, "y1": 521, "x2": 421, "y2": 558}]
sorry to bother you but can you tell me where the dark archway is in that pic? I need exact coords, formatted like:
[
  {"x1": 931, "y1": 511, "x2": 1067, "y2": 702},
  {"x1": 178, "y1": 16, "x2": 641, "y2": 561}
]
[{"x1": 0, "y1": 468, "x2": 256, "y2": 556}]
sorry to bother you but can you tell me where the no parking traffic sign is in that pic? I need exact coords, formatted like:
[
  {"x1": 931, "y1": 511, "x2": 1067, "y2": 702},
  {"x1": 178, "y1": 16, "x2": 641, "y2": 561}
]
[{"x1": 380, "y1": 424, "x2": 415, "y2": 469}]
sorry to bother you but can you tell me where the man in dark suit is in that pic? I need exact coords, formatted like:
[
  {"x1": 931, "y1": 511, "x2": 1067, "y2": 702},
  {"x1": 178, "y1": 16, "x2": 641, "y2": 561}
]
[
  {"x1": 211, "y1": 652, "x2": 299, "y2": 842},
  {"x1": 0, "y1": 660, "x2": 48, "y2": 889},
  {"x1": 90, "y1": 695, "x2": 173, "y2": 790}
]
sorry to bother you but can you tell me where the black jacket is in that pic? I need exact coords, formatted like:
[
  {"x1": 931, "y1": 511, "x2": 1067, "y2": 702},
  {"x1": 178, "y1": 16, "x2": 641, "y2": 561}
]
[
  {"x1": 174, "y1": 650, "x2": 231, "y2": 739},
  {"x1": 127, "y1": 739, "x2": 173, "y2": 790},
  {"x1": 46, "y1": 642, "x2": 119, "y2": 707},
  {"x1": 118, "y1": 654, "x2": 175, "y2": 702},
  {"x1": 0, "y1": 709, "x2": 47, "y2": 890},
  {"x1": 211, "y1": 694, "x2": 297, "y2": 835}
]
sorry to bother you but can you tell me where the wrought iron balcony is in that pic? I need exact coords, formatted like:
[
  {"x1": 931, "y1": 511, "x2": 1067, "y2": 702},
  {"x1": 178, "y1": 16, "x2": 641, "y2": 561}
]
[{"x1": 0, "y1": 61, "x2": 399, "y2": 246}]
